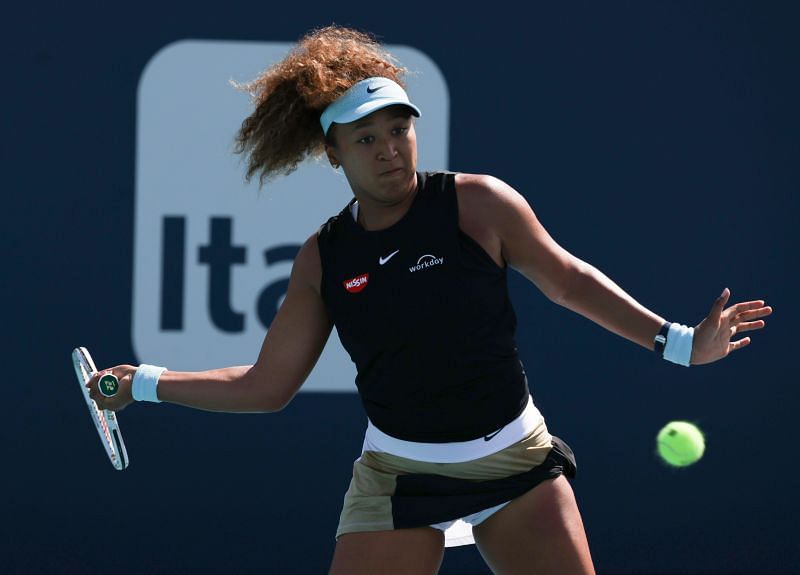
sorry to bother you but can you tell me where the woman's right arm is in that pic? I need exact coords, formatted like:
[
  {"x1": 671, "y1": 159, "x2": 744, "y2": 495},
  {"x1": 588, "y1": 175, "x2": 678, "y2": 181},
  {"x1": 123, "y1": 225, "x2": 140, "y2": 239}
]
[{"x1": 88, "y1": 233, "x2": 333, "y2": 413}]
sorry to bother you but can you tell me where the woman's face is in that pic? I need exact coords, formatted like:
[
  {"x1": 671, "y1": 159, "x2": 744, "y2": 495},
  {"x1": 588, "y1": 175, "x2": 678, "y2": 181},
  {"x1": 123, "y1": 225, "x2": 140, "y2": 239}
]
[{"x1": 326, "y1": 105, "x2": 418, "y2": 208}]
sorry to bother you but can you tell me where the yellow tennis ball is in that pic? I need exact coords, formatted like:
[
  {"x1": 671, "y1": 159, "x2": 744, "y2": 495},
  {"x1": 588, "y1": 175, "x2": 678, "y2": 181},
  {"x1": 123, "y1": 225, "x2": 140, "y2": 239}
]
[{"x1": 656, "y1": 421, "x2": 705, "y2": 467}]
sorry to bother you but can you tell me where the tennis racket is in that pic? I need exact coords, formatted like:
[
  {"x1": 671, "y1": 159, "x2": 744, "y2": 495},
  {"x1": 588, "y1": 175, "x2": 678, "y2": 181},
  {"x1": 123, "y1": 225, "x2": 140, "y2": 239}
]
[{"x1": 72, "y1": 347, "x2": 129, "y2": 470}]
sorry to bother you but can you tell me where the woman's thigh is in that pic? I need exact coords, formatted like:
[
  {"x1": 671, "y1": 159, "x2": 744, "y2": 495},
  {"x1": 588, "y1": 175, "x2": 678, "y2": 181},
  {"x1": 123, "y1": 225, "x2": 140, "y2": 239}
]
[
  {"x1": 472, "y1": 475, "x2": 595, "y2": 575},
  {"x1": 329, "y1": 527, "x2": 445, "y2": 575}
]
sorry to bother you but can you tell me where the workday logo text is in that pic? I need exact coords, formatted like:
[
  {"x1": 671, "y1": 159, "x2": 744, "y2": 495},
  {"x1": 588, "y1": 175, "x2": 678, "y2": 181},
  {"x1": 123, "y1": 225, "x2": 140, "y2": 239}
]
[
  {"x1": 409, "y1": 254, "x2": 444, "y2": 273},
  {"x1": 133, "y1": 40, "x2": 450, "y2": 391}
]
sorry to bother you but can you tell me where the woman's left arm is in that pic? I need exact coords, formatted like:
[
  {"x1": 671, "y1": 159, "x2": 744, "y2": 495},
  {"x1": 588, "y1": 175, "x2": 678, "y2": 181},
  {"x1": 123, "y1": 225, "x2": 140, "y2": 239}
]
[{"x1": 456, "y1": 174, "x2": 772, "y2": 366}]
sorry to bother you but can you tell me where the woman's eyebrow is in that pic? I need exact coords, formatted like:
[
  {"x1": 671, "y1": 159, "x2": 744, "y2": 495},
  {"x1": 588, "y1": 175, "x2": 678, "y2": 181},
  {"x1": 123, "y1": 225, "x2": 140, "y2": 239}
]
[
  {"x1": 351, "y1": 110, "x2": 412, "y2": 131},
  {"x1": 351, "y1": 119, "x2": 375, "y2": 130}
]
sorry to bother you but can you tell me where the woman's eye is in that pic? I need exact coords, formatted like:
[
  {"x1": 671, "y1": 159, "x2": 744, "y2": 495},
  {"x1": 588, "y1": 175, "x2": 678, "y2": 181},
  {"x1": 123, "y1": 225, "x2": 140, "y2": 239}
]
[{"x1": 357, "y1": 136, "x2": 374, "y2": 144}]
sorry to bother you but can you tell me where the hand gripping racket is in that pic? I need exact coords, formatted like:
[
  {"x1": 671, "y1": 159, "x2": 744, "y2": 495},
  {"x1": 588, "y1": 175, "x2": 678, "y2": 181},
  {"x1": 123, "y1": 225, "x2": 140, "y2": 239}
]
[{"x1": 72, "y1": 347, "x2": 129, "y2": 470}]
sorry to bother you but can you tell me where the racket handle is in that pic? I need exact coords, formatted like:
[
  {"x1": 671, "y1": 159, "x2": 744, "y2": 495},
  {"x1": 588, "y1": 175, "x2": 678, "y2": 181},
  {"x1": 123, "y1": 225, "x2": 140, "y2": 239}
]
[{"x1": 98, "y1": 374, "x2": 120, "y2": 398}]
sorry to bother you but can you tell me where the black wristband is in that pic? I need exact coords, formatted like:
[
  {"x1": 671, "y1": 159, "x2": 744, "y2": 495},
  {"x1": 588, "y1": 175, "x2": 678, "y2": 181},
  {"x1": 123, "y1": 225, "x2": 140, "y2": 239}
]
[{"x1": 654, "y1": 322, "x2": 671, "y2": 357}]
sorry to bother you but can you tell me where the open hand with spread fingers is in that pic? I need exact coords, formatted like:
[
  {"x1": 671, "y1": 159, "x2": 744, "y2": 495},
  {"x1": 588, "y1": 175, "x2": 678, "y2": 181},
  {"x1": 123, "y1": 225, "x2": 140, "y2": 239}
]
[{"x1": 691, "y1": 288, "x2": 772, "y2": 365}]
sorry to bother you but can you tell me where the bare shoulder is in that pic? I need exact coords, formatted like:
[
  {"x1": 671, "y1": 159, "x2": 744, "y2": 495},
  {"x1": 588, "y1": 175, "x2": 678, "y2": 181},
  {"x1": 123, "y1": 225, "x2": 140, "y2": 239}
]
[
  {"x1": 454, "y1": 173, "x2": 529, "y2": 216},
  {"x1": 291, "y1": 232, "x2": 323, "y2": 294},
  {"x1": 453, "y1": 173, "x2": 572, "y2": 295},
  {"x1": 454, "y1": 173, "x2": 528, "y2": 267},
  {"x1": 454, "y1": 172, "x2": 508, "y2": 198},
  {"x1": 455, "y1": 172, "x2": 532, "y2": 240}
]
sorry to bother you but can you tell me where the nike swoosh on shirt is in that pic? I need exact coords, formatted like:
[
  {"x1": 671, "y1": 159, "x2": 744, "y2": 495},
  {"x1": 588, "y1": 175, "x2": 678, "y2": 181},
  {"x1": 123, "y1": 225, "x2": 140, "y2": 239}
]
[
  {"x1": 379, "y1": 250, "x2": 400, "y2": 265},
  {"x1": 483, "y1": 428, "x2": 503, "y2": 441}
]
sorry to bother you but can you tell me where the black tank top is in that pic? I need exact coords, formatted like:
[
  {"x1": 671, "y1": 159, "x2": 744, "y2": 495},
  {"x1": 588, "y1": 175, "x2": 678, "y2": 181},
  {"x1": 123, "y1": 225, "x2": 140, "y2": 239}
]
[{"x1": 317, "y1": 171, "x2": 528, "y2": 442}]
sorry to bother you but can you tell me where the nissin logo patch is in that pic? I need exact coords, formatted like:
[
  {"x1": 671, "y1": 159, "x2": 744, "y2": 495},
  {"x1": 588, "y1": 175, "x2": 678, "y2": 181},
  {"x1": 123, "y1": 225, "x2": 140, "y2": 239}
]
[
  {"x1": 133, "y1": 40, "x2": 449, "y2": 391},
  {"x1": 344, "y1": 274, "x2": 369, "y2": 293}
]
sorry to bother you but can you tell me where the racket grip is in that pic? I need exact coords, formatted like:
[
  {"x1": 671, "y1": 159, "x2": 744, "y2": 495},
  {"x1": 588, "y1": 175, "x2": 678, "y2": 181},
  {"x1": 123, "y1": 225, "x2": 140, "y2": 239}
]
[{"x1": 98, "y1": 374, "x2": 120, "y2": 397}]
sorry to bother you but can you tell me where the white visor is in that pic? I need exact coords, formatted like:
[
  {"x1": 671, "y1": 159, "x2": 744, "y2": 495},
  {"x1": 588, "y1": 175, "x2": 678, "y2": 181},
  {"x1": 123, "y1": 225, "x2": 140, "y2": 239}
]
[{"x1": 320, "y1": 77, "x2": 421, "y2": 136}]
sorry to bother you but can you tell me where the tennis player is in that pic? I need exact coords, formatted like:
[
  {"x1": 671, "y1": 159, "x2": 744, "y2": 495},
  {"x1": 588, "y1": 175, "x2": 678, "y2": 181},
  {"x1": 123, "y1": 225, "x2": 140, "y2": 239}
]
[{"x1": 89, "y1": 26, "x2": 771, "y2": 575}]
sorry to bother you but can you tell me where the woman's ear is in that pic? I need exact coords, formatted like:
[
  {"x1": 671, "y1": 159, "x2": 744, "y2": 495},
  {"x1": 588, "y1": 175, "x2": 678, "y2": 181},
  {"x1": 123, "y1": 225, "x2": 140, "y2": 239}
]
[{"x1": 325, "y1": 145, "x2": 340, "y2": 169}]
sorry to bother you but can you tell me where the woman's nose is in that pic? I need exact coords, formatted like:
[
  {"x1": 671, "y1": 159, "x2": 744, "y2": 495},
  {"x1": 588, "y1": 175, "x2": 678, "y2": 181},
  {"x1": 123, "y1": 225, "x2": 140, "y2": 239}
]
[{"x1": 377, "y1": 139, "x2": 398, "y2": 160}]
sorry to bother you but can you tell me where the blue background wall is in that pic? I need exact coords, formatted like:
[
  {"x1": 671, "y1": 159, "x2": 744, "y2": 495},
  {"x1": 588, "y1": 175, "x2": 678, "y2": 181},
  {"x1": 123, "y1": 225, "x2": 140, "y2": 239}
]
[{"x1": 4, "y1": 1, "x2": 798, "y2": 573}]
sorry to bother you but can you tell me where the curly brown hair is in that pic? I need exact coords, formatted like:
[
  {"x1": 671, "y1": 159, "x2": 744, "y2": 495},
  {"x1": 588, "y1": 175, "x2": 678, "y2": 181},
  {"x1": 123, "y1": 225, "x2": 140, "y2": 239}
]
[{"x1": 233, "y1": 25, "x2": 409, "y2": 186}]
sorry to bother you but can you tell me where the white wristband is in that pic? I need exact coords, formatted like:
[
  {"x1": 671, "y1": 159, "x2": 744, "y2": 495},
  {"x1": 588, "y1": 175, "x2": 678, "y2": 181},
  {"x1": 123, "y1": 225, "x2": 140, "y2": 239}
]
[
  {"x1": 663, "y1": 323, "x2": 694, "y2": 367},
  {"x1": 132, "y1": 364, "x2": 167, "y2": 402}
]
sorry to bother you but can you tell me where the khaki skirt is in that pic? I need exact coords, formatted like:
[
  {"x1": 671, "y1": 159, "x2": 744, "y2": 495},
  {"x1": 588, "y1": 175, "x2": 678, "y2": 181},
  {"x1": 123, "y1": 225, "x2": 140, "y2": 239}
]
[{"x1": 336, "y1": 420, "x2": 577, "y2": 546}]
